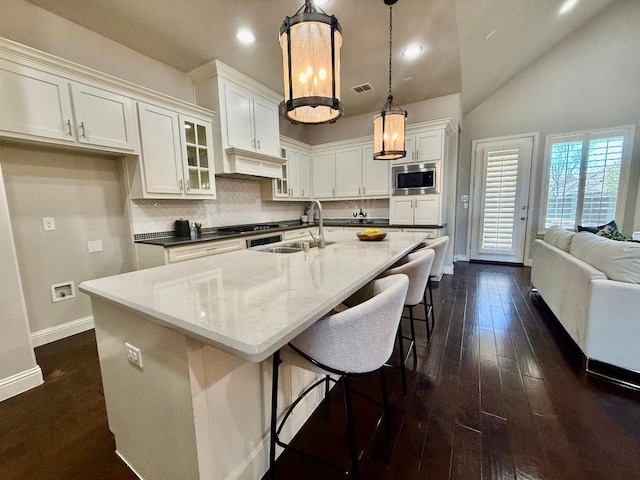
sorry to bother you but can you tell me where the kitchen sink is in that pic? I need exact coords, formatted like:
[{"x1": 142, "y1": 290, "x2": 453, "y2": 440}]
[{"x1": 252, "y1": 240, "x2": 336, "y2": 254}]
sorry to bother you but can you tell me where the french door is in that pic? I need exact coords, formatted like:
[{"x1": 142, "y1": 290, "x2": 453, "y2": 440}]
[{"x1": 469, "y1": 136, "x2": 534, "y2": 263}]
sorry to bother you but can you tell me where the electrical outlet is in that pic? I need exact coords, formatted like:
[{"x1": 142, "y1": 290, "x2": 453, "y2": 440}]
[
  {"x1": 125, "y1": 342, "x2": 143, "y2": 369},
  {"x1": 42, "y1": 217, "x2": 56, "y2": 231}
]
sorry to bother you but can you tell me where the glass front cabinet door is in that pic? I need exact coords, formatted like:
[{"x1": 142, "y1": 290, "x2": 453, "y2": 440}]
[{"x1": 180, "y1": 115, "x2": 215, "y2": 197}]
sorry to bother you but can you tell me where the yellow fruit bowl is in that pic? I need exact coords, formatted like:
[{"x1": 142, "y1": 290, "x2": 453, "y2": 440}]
[{"x1": 356, "y1": 230, "x2": 387, "y2": 241}]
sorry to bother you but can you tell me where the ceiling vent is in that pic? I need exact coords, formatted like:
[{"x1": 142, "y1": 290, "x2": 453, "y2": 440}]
[{"x1": 350, "y1": 82, "x2": 374, "y2": 94}]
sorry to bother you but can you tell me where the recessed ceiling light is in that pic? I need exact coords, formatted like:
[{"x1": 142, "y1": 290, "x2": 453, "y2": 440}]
[
  {"x1": 402, "y1": 44, "x2": 423, "y2": 58},
  {"x1": 236, "y1": 29, "x2": 256, "y2": 45},
  {"x1": 559, "y1": 0, "x2": 579, "y2": 15}
]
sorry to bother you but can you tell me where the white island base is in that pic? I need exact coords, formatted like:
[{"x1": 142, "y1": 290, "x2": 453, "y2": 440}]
[
  {"x1": 94, "y1": 298, "x2": 324, "y2": 480},
  {"x1": 82, "y1": 232, "x2": 428, "y2": 479}
]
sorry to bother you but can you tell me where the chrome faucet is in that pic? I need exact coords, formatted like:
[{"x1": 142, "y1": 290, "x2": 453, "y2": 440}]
[{"x1": 308, "y1": 200, "x2": 325, "y2": 248}]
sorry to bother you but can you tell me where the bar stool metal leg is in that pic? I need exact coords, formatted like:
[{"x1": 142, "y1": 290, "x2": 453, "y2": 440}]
[
  {"x1": 397, "y1": 321, "x2": 407, "y2": 397},
  {"x1": 342, "y1": 376, "x2": 359, "y2": 479},
  {"x1": 269, "y1": 351, "x2": 281, "y2": 480}
]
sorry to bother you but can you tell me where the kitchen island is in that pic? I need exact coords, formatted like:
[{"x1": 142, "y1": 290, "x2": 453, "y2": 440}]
[{"x1": 79, "y1": 231, "x2": 428, "y2": 480}]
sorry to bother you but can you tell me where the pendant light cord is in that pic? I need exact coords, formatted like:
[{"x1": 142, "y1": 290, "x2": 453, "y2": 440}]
[{"x1": 387, "y1": 4, "x2": 393, "y2": 100}]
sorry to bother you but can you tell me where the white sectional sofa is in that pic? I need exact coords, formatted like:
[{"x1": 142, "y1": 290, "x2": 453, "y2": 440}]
[{"x1": 531, "y1": 226, "x2": 640, "y2": 377}]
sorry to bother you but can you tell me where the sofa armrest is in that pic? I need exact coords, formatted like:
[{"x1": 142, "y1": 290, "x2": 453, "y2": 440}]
[{"x1": 585, "y1": 280, "x2": 640, "y2": 372}]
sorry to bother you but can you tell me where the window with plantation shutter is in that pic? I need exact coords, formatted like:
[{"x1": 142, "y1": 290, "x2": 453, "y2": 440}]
[
  {"x1": 542, "y1": 126, "x2": 634, "y2": 231},
  {"x1": 481, "y1": 149, "x2": 519, "y2": 251}
]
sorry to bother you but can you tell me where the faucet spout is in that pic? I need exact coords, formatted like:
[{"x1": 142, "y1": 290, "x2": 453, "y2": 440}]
[{"x1": 309, "y1": 200, "x2": 325, "y2": 248}]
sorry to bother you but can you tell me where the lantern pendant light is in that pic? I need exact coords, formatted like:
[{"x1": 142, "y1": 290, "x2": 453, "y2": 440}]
[
  {"x1": 280, "y1": 0, "x2": 343, "y2": 124},
  {"x1": 373, "y1": 0, "x2": 407, "y2": 160}
]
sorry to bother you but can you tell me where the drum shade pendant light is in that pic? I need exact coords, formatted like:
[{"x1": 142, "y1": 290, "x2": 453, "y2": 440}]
[
  {"x1": 373, "y1": 0, "x2": 407, "y2": 160},
  {"x1": 280, "y1": 0, "x2": 343, "y2": 124}
]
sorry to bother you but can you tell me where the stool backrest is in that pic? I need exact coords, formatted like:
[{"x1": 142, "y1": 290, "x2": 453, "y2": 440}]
[
  {"x1": 424, "y1": 236, "x2": 449, "y2": 278},
  {"x1": 290, "y1": 274, "x2": 409, "y2": 374},
  {"x1": 383, "y1": 249, "x2": 435, "y2": 306}
]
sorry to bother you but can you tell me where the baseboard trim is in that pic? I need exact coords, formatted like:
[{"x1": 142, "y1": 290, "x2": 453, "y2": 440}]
[
  {"x1": 31, "y1": 316, "x2": 94, "y2": 347},
  {"x1": 0, "y1": 366, "x2": 43, "y2": 402}
]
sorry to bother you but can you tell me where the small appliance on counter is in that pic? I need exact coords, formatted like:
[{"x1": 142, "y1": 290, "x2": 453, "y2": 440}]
[{"x1": 174, "y1": 219, "x2": 190, "y2": 238}]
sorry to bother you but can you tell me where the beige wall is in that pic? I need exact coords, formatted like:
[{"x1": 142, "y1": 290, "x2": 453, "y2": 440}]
[
  {"x1": 458, "y1": 0, "x2": 640, "y2": 257},
  {"x1": 0, "y1": 161, "x2": 38, "y2": 383},
  {"x1": 2, "y1": 145, "x2": 135, "y2": 334},
  {"x1": 0, "y1": 0, "x2": 194, "y2": 102}
]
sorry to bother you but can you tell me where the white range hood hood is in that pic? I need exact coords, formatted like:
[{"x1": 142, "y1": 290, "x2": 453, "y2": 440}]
[{"x1": 222, "y1": 147, "x2": 285, "y2": 180}]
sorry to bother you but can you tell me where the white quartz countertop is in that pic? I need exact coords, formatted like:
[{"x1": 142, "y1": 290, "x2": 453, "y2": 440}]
[{"x1": 79, "y1": 231, "x2": 428, "y2": 362}]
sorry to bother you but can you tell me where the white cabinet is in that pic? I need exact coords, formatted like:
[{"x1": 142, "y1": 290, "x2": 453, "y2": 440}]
[
  {"x1": 262, "y1": 140, "x2": 311, "y2": 200},
  {"x1": 362, "y1": 145, "x2": 390, "y2": 197},
  {"x1": 390, "y1": 195, "x2": 442, "y2": 225},
  {"x1": 128, "y1": 102, "x2": 215, "y2": 199},
  {"x1": 0, "y1": 58, "x2": 137, "y2": 153},
  {"x1": 190, "y1": 60, "x2": 284, "y2": 178},
  {"x1": 335, "y1": 146, "x2": 362, "y2": 197},
  {"x1": 403, "y1": 130, "x2": 444, "y2": 163},
  {"x1": 223, "y1": 80, "x2": 279, "y2": 156},
  {"x1": 312, "y1": 151, "x2": 336, "y2": 198}
]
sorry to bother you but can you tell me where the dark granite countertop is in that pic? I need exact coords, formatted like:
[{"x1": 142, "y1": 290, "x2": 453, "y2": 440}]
[{"x1": 134, "y1": 218, "x2": 445, "y2": 248}]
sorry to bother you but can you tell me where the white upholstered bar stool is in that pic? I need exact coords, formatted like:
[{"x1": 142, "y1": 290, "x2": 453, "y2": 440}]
[
  {"x1": 269, "y1": 274, "x2": 409, "y2": 479},
  {"x1": 415, "y1": 235, "x2": 450, "y2": 335},
  {"x1": 379, "y1": 249, "x2": 435, "y2": 396}
]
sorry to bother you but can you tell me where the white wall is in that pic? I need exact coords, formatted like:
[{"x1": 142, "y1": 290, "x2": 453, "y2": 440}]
[
  {"x1": 0, "y1": 0, "x2": 194, "y2": 102},
  {"x1": 0, "y1": 160, "x2": 42, "y2": 401},
  {"x1": 458, "y1": 0, "x2": 640, "y2": 256}
]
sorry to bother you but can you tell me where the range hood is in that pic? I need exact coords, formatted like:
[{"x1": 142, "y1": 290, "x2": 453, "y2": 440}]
[{"x1": 222, "y1": 147, "x2": 285, "y2": 180}]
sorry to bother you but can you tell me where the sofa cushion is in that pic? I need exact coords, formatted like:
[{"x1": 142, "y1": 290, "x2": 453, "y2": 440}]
[
  {"x1": 577, "y1": 220, "x2": 617, "y2": 234},
  {"x1": 597, "y1": 224, "x2": 627, "y2": 241},
  {"x1": 570, "y1": 232, "x2": 640, "y2": 283},
  {"x1": 544, "y1": 225, "x2": 576, "y2": 252}
]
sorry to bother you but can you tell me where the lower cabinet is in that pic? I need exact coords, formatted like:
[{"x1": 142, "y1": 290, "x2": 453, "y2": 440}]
[
  {"x1": 135, "y1": 238, "x2": 243, "y2": 269},
  {"x1": 390, "y1": 195, "x2": 442, "y2": 226}
]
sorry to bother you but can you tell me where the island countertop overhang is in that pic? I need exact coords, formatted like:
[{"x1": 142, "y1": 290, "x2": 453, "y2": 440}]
[{"x1": 79, "y1": 231, "x2": 428, "y2": 362}]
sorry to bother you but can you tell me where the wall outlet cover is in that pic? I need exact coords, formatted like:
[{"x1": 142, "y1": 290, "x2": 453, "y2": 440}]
[
  {"x1": 42, "y1": 217, "x2": 56, "y2": 231},
  {"x1": 125, "y1": 342, "x2": 143, "y2": 369}
]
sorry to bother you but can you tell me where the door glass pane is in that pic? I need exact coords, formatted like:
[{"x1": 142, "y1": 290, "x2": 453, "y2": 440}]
[
  {"x1": 199, "y1": 147, "x2": 208, "y2": 168},
  {"x1": 187, "y1": 145, "x2": 197, "y2": 167},
  {"x1": 545, "y1": 141, "x2": 582, "y2": 229},
  {"x1": 481, "y1": 149, "x2": 518, "y2": 251},
  {"x1": 582, "y1": 136, "x2": 623, "y2": 226},
  {"x1": 185, "y1": 122, "x2": 196, "y2": 144},
  {"x1": 200, "y1": 170, "x2": 210, "y2": 190},
  {"x1": 189, "y1": 169, "x2": 200, "y2": 190},
  {"x1": 197, "y1": 125, "x2": 207, "y2": 146}
]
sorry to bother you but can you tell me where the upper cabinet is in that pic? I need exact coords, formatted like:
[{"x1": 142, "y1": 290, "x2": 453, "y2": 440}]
[
  {"x1": 190, "y1": 60, "x2": 285, "y2": 179},
  {"x1": 0, "y1": 58, "x2": 137, "y2": 153},
  {"x1": 310, "y1": 138, "x2": 390, "y2": 201},
  {"x1": 127, "y1": 102, "x2": 215, "y2": 199},
  {"x1": 262, "y1": 139, "x2": 311, "y2": 201}
]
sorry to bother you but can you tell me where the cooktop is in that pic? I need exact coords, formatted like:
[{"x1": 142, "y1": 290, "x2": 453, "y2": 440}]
[{"x1": 216, "y1": 223, "x2": 284, "y2": 234}]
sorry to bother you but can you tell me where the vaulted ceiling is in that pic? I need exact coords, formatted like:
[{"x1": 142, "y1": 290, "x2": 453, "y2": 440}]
[{"x1": 25, "y1": 0, "x2": 615, "y2": 116}]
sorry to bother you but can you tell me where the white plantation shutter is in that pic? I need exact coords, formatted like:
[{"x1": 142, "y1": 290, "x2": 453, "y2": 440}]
[{"x1": 481, "y1": 149, "x2": 519, "y2": 251}]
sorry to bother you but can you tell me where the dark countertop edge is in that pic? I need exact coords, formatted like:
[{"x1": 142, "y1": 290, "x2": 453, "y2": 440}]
[{"x1": 135, "y1": 219, "x2": 446, "y2": 247}]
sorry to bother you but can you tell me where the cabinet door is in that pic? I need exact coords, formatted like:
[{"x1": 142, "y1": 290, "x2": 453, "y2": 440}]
[
  {"x1": 297, "y1": 151, "x2": 310, "y2": 198},
  {"x1": 404, "y1": 135, "x2": 416, "y2": 162},
  {"x1": 415, "y1": 130, "x2": 444, "y2": 162},
  {"x1": 180, "y1": 115, "x2": 215, "y2": 197},
  {"x1": 223, "y1": 81, "x2": 254, "y2": 151},
  {"x1": 390, "y1": 197, "x2": 415, "y2": 225},
  {"x1": 414, "y1": 195, "x2": 441, "y2": 224},
  {"x1": 71, "y1": 83, "x2": 137, "y2": 151},
  {"x1": 253, "y1": 95, "x2": 279, "y2": 156},
  {"x1": 335, "y1": 146, "x2": 362, "y2": 197},
  {"x1": 137, "y1": 102, "x2": 183, "y2": 195},
  {"x1": 0, "y1": 59, "x2": 75, "y2": 143},
  {"x1": 312, "y1": 152, "x2": 335, "y2": 198},
  {"x1": 362, "y1": 145, "x2": 390, "y2": 197},
  {"x1": 287, "y1": 150, "x2": 300, "y2": 197}
]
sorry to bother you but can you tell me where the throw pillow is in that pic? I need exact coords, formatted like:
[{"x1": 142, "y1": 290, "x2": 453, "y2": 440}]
[
  {"x1": 597, "y1": 224, "x2": 627, "y2": 241},
  {"x1": 577, "y1": 220, "x2": 617, "y2": 234}
]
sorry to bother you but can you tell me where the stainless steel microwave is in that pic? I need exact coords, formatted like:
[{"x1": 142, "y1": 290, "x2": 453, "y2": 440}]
[{"x1": 392, "y1": 162, "x2": 440, "y2": 195}]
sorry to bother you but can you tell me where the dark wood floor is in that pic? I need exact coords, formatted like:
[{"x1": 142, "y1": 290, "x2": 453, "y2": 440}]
[{"x1": 2, "y1": 263, "x2": 640, "y2": 479}]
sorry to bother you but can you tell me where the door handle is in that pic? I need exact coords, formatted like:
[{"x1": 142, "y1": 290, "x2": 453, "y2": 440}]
[
  {"x1": 66, "y1": 119, "x2": 73, "y2": 136},
  {"x1": 79, "y1": 122, "x2": 86, "y2": 139}
]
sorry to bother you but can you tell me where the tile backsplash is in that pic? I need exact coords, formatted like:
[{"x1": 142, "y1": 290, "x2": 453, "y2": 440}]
[{"x1": 130, "y1": 177, "x2": 389, "y2": 234}]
